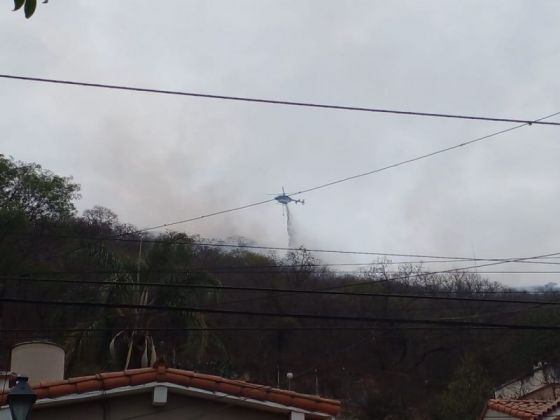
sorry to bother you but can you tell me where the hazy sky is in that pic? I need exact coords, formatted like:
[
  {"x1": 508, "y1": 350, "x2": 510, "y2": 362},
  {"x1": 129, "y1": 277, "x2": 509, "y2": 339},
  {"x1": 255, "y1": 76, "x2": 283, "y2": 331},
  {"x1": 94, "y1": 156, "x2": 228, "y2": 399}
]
[{"x1": 2, "y1": 1, "x2": 560, "y2": 287}]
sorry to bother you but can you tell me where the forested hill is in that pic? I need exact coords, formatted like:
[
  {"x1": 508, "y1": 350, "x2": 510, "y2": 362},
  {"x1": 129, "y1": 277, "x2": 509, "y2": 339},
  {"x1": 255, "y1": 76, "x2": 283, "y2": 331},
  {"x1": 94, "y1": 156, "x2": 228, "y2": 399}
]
[{"x1": 2, "y1": 155, "x2": 560, "y2": 419}]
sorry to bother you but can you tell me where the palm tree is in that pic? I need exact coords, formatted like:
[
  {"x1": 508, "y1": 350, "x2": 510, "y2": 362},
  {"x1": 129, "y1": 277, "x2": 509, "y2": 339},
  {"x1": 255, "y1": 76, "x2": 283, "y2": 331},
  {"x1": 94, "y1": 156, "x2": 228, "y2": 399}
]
[{"x1": 66, "y1": 231, "x2": 221, "y2": 372}]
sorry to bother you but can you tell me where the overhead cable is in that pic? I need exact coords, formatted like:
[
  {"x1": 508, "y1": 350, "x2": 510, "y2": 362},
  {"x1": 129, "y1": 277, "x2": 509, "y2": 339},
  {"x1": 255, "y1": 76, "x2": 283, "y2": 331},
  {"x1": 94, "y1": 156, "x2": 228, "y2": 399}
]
[
  {"x1": 131, "y1": 198, "x2": 276, "y2": 232},
  {"x1": 0, "y1": 326, "x2": 522, "y2": 333},
  {"x1": 2, "y1": 296, "x2": 560, "y2": 330},
  {"x1": 7, "y1": 269, "x2": 560, "y2": 275},
  {"x1": 1, "y1": 74, "x2": 559, "y2": 126},
  {"x1": 3, "y1": 75, "x2": 559, "y2": 230},
  {"x1": 3, "y1": 274, "x2": 560, "y2": 306},
  {"x1": 12, "y1": 232, "x2": 560, "y2": 265},
  {"x1": 210, "y1": 250, "x2": 560, "y2": 307},
  {"x1": 288, "y1": 111, "x2": 560, "y2": 197},
  {"x1": 137, "y1": 111, "x2": 560, "y2": 232}
]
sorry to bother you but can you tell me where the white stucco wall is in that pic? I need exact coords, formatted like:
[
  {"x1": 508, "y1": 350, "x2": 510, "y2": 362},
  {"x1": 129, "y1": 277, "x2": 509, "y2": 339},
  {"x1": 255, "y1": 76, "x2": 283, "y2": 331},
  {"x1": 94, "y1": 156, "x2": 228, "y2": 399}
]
[{"x1": 495, "y1": 366, "x2": 560, "y2": 399}]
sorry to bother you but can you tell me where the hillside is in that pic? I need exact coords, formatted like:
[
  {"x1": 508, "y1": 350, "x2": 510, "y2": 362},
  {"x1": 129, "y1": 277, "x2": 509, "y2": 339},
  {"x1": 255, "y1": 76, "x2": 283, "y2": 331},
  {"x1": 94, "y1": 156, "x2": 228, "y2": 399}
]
[{"x1": 2, "y1": 156, "x2": 560, "y2": 419}]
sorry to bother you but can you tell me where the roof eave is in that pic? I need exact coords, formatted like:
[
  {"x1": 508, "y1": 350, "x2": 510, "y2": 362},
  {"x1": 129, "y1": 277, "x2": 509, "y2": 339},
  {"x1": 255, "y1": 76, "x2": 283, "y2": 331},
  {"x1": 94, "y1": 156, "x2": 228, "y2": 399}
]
[{"x1": 2, "y1": 382, "x2": 335, "y2": 419}]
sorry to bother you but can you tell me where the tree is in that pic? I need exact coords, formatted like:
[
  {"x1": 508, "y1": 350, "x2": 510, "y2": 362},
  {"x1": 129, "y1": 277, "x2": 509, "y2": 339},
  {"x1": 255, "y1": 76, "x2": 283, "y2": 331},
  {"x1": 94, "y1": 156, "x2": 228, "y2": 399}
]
[
  {"x1": 0, "y1": 154, "x2": 80, "y2": 280},
  {"x1": 83, "y1": 206, "x2": 119, "y2": 227},
  {"x1": 0, "y1": 155, "x2": 80, "y2": 272},
  {"x1": 81, "y1": 205, "x2": 136, "y2": 236},
  {"x1": 0, "y1": 155, "x2": 80, "y2": 224},
  {"x1": 436, "y1": 354, "x2": 493, "y2": 420},
  {"x1": 0, "y1": 156, "x2": 80, "y2": 355},
  {"x1": 66, "y1": 232, "x2": 222, "y2": 374}
]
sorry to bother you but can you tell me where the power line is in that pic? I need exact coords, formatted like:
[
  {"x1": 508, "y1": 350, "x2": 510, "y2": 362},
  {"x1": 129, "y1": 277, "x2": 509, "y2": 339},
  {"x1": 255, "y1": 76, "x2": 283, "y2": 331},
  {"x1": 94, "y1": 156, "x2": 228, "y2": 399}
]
[
  {"x1": 2, "y1": 112, "x2": 557, "y2": 236},
  {"x1": 135, "y1": 111, "x2": 560, "y2": 233},
  {"x1": 12, "y1": 232, "x2": 560, "y2": 266},
  {"x1": 8, "y1": 238, "x2": 560, "y2": 306},
  {"x1": 0, "y1": 326, "x2": 544, "y2": 341},
  {"x1": 11, "y1": 233, "x2": 560, "y2": 308},
  {"x1": 209, "y1": 250, "x2": 560, "y2": 307},
  {"x1": 3, "y1": 76, "x2": 559, "y2": 231},
  {"x1": 0, "y1": 326, "x2": 524, "y2": 333},
  {"x1": 288, "y1": 111, "x2": 560, "y2": 197},
  {"x1": 103, "y1": 243, "x2": 560, "y2": 265},
  {"x1": 9, "y1": 232, "x2": 511, "y2": 264},
  {"x1": 3, "y1": 275, "x2": 560, "y2": 306},
  {"x1": 0, "y1": 261, "x2": 475, "y2": 275},
  {"x1": 200, "y1": 242, "x2": 560, "y2": 265},
  {"x1": 0, "y1": 333, "x2": 537, "y2": 341},
  {"x1": 2, "y1": 74, "x2": 559, "y2": 127},
  {"x1": 2, "y1": 296, "x2": 560, "y2": 330},
  {"x1": 328, "y1": 250, "x2": 560, "y2": 290},
  {"x1": 137, "y1": 199, "x2": 276, "y2": 232},
  {"x1": 6, "y1": 273, "x2": 560, "y2": 294},
  {"x1": 0, "y1": 329, "x2": 541, "y2": 340},
  {"x1": 6, "y1": 268, "x2": 560, "y2": 276}
]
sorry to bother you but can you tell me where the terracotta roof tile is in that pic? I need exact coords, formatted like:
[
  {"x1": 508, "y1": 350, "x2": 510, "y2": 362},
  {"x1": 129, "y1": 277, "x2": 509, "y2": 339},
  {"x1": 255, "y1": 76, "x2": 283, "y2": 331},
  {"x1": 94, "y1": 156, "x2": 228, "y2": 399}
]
[
  {"x1": 0, "y1": 366, "x2": 341, "y2": 416},
  {"x1": 486, "y1": 399, "x2": 560, "y2": 419}
]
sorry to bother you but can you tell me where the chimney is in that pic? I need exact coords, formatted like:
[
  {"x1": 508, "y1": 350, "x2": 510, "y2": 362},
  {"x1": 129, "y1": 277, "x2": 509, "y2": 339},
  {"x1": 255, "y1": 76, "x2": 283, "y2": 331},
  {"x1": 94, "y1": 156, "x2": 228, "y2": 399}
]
[{"x1": 10, "y1": 341, "x2": 65, "y2": 385}]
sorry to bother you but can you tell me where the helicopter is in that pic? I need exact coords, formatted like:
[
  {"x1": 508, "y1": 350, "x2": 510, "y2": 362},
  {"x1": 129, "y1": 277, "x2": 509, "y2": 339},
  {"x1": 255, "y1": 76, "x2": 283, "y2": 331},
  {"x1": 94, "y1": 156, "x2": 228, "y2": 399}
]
[{"x1": 274, "y1": 187, "x2": 304, "y2": 205}]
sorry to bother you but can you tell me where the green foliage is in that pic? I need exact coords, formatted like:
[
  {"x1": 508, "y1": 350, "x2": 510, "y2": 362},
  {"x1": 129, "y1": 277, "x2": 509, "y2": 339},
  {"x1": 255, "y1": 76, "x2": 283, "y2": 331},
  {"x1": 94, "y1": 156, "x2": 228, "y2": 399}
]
[
  {"x1": 63, "y1": 231, "x2": 223, "y2": 372},
  {"x1": 0, "y1": 155, "x2": 80, "y2": 296},
  {"x1": 12, "y1": 0, "x2": 48, "y2": 19},
  {"x1": 436, "y1": 354, "x2": 493, "y2": 420},
  {"x1": 13, "y1": 0, "x2": 25, "y2": 12},
  {"x1": 0, "y1": 155, "x2": 80, "y2": 223},
  {"x1": 508, "y1": 308, "x2": 560, "y2": 371},
  {"x1": 83, "y1": 206, "x2": 119, "y2": 227},
  {"x1": 359, "y1": 389, "x2": 409, "y2": 420}
]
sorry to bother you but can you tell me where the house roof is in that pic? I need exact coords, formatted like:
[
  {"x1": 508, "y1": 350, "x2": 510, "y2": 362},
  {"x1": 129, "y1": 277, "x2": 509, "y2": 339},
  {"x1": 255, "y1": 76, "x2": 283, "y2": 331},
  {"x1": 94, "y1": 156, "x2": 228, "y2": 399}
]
[
  {"x1": 0, "y1": 363, "x2": 341, "y2": 417},
  {"x1": 483, "y1": 399, "x2": 560, "y2": 420},
  {"x1": 495, "y1": 365, "x2": 549, "y2": 392}
]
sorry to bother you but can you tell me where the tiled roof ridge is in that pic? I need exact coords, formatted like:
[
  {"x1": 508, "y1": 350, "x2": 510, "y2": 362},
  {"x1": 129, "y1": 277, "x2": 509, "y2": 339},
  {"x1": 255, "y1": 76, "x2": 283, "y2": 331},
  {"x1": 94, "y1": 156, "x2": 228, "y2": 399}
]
[
  {"x1": 0, "y1": 365, "x2": 341, "y2": 416},
  {"x1": 487, "y1": 398, "x2": 560, "y2": 419},
  {"x1": 165, "y1": 367, "x2": 339, "y2": 404}
]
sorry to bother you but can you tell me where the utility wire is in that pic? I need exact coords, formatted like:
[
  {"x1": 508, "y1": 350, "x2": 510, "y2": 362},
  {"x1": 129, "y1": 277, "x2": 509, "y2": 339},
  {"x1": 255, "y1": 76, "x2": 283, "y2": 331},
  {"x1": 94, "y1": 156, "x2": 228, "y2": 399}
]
[
  {"x1": 1, "y1": 74, "x2": 559, "y2": 126},
  {"x1": 135, "y1": 111, "x2": 560, "y2": 233},
  {"x1": 3, "y1": 275, "x2": 560, "y2": 306},
  {"x1": 131, "y1": 198, "x2": 276, "y2": 232},
  {"x1": 0, "y1": 333, "x2": 538, "y2": 340},
  {"x1": 3, "y1": 75, "x2": 559, "y2": 230},
  {"x1": 329, "y1": 250, "x2": 560, "y2": 291},
  {"x1": 0, "y1": 326, "x2": 524, "y2": 333},
  {"x1": 8, "y1": 239, "x2": 560, "y2": 306},
  {"x1": 3, "y1": 111, "x2": 558, "y2": 236},
  {"x1": 6, "y1": 273, "x2": 560, "y2": 294},
  {"x1": 2, "y1": 296, "x2": 560, "y2": 330},
  {"x1": 211, "y1": 250, "x2": 560, "y2": 308},
  {"x1": 12, "y1": 232, "x2": 560, "y2": 265},
  {"x1": 0, "y1": 261, "x2": 535, "y2": 273},
  {"x1": 7, "y1": 269, "x2": 560, "y2": 275},
  {"x1": 22, "y1": 243, "x2": 560, "y2": 306},
  {"x1": 0, "y1": 328, "x2": 543, "y2": 340},
  {"x1": 288, "y1": 111, "x2": 560, "y2": 197}
]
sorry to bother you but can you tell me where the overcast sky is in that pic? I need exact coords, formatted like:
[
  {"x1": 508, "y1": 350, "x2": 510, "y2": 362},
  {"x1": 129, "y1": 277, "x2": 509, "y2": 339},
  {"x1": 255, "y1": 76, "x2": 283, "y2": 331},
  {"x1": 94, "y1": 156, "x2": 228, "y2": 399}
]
[{"x1": 2, "y1": 1, "x2": 560, "y2": 287}]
